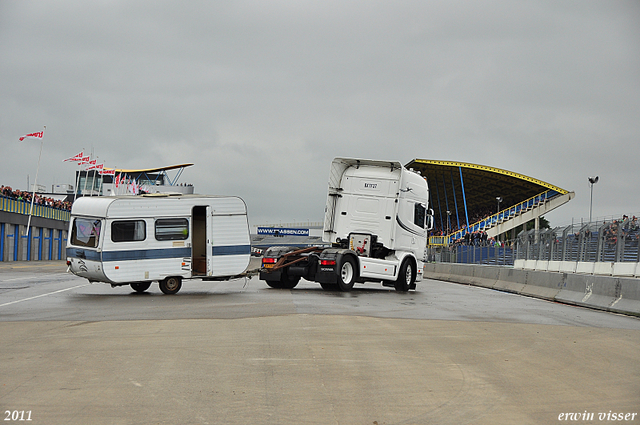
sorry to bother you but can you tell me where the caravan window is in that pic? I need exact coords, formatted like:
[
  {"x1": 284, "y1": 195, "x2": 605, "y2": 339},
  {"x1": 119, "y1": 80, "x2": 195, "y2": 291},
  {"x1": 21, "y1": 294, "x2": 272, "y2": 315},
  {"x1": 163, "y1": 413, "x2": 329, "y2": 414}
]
[
  {"x1": 414, "y1": 203, "x2": 426, "y2": 229},
  {"x1": 155, "y1": 218, "x2": 189, "y2": 241},
  {"x1": 111, "y1": 220, "x2": 146, "y2": 242},
  {"x1": 71, "y1": 218, "x2": 102, "y2": 248}
]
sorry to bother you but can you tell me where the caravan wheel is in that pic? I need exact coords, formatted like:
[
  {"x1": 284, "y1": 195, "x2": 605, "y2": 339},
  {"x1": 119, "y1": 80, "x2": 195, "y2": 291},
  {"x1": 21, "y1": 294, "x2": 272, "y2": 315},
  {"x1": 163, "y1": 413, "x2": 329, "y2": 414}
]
[
  {"x1": 130, "y1": 282, "x2": 151, "y2": 293},
  {"x1": 159, "y1": 277, "x2": 182, "y2": 295}
]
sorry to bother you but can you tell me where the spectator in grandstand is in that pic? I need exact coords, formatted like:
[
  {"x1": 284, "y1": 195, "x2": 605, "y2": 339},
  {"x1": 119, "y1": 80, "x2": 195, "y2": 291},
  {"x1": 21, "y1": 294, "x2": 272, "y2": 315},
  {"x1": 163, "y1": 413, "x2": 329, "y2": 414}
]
[
  {"x1": 604, "y1": 220, "x2": 619, "y2": 248},
  {"x1": 1, "y1": 184, "x2": 72, "y2": 211}
]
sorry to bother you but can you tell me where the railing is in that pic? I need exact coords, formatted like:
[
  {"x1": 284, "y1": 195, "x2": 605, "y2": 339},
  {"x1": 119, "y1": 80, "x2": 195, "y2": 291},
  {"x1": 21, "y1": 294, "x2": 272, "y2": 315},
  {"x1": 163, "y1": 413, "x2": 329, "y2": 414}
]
[
  {"x1": 0, "y1": 196, "x2": 70, "y2": 222},
  {"x1": 436, "y1": 189, "x2": 561, "y2": 245},
  {"x1": 516, "y1": 218, "x2": 640, "y2": 263},
  {"x1": 428, "y1": 241, "x2": 516, "y2": 266},
  {"x1": 427, "y1": 217, "x2": 640, "y2": 271}
]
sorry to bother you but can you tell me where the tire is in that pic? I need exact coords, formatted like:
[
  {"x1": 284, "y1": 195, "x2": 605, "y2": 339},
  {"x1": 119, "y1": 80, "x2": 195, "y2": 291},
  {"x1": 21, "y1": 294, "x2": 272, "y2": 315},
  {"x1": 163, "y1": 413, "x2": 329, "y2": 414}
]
[
  {"x1": 130, "y1": 282, "x2": 151, "y2": 293},
  {"x1": 159, "y1": 276, "x2": 182, "y2": 295},
  {"x1": 320, "y1": 282, "x2": 339, "y2": 291},
  {"x1": 337, "y1": 256, "x2": 356, "y2": 292},
  {"x1": 394, "y1": 259, "x2": 415, "y2": 292},
  {"x1": 279, "y1": 273, "x2": 300, "y2": 289},
  {"x1": 265, "y1": 269, "x2": 300, "y2": 289},
  {"x1": 265, "y1": 279, "x2": 283, "y2": 289}
]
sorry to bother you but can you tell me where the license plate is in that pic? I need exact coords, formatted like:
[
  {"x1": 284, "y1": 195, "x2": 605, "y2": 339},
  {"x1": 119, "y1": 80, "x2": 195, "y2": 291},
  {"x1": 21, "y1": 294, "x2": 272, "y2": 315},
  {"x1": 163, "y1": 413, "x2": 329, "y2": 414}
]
[{"x1": 264, "y1": 264, "x2": 275, "y2": 269}]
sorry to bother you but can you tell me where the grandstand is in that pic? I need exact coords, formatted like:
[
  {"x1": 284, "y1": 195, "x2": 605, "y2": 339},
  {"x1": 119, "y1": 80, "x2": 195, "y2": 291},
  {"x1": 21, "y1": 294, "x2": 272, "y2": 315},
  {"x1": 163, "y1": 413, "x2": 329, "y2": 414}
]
[
  {"x1": 78, "y1": 164, "x2": 195, "y2": 196},
  {"x1": 405, "y1": 159, "x2": 575, "y2": 245}
]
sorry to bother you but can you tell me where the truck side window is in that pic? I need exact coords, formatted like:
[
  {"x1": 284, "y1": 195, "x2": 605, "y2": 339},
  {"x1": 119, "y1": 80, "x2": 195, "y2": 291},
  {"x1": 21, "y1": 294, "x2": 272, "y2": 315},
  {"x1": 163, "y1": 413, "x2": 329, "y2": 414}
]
[
  {"x1": 414, "y1": 203, "x2": 426, "y2": 229},
  {"x1": 155, "y1": 218, "x2": 189, "y2": 241},
  {"x1": 71, "y1": 218, "x2": 102, "y2": 248},
  {"x1": 111, "y1": 220, "x2": 146, "y2": 242}
]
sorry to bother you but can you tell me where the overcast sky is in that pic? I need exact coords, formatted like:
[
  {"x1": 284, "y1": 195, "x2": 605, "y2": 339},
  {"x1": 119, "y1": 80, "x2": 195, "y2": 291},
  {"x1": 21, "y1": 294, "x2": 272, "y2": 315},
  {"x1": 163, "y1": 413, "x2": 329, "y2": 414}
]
[{"x1": 1, "y1": 1, "x2": 638, "y2": 228}]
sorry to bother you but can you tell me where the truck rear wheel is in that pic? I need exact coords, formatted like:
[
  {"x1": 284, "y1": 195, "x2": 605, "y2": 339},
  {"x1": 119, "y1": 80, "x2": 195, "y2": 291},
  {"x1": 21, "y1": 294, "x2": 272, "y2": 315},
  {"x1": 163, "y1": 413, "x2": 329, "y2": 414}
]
[
  {"x1": 394, "y1": 259, "x2": 415, "y2": 292},
  {"x1": 279, "y1": 272, "x2": 300, "y2": 289},
  {"x1": 337, "y1": 257, "x2": 356, "y2": 292},
  {"x1": 265, "y1": 279, "x2": 283, "y2": 289},
  {"x1": 130, "y1": 282, "x2": 151, "y2": 293},
  {"x1": 265, "y1": 271, "x2": 300, "y2": 289},
  {"x1": 159, "y1": 276, "x2": 182, "y2": 295}
]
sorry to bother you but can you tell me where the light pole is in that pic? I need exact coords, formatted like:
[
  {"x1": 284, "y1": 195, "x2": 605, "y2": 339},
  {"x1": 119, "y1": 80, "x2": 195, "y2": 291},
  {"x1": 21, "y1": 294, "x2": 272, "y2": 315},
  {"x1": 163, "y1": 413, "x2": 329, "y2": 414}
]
[
  {"x1": 495, "y1": 196, "x2": 503, "y2": 242},
  {"x1": 588, "y1": 176, "x2": 599, "y2": 223}
]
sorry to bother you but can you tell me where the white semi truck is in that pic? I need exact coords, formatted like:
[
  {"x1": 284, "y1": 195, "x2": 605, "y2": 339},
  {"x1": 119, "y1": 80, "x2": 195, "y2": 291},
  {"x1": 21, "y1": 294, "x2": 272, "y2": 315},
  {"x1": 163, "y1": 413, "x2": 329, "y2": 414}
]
[{"x1": 260, "y1": 158, "x2": 434, "y2": 291}]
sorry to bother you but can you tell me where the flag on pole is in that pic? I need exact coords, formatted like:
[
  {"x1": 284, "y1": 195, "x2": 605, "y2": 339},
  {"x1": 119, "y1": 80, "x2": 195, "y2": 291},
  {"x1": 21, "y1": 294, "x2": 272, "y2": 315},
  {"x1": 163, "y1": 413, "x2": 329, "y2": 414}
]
[
  {"x1": 63, "y1": 151, "x2": 84, "y2": 162},
  {"x1": 19, "y1": 131, "x2": 44, "y2": 142},
  {"x1": 87, "y1": 163, "x2": 103, "y2": 171},
  {"x1": 99, "y1": 168, "x2": 116, "y2": 176},
  {"x1": 78, "y1": 155, "x2": 91, "y2": 165}
]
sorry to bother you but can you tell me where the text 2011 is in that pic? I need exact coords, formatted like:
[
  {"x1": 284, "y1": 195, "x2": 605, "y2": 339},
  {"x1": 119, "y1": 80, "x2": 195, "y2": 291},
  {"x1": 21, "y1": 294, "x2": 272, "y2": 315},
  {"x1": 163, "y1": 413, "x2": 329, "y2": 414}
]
[{"x1": 4, "y1": 411, "x2": 32, "y2": 421}]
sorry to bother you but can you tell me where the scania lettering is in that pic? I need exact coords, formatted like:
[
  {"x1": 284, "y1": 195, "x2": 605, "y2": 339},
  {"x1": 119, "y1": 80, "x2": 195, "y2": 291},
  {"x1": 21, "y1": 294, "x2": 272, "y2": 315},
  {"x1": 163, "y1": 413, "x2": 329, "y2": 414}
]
[{"x1": 259, "y1": 158, "x2": 434, "y2": 292}]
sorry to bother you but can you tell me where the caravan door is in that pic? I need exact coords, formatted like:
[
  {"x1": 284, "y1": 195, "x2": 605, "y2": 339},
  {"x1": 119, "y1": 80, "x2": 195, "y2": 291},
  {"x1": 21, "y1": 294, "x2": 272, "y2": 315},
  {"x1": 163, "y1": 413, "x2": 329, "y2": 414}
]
[
  {"x1": 208, "y1": 199, "x2": 251, "y2": 277},
  {"x1": 191, "y1": 205, "x2": 208, "y2": 275}
]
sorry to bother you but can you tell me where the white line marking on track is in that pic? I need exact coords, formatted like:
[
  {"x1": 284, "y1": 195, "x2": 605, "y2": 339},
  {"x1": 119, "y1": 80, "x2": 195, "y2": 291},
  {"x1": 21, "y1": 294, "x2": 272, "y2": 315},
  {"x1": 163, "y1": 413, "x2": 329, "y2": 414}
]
[{"x1": 0, "y1": 284, "x2": 90, "y2": 308}]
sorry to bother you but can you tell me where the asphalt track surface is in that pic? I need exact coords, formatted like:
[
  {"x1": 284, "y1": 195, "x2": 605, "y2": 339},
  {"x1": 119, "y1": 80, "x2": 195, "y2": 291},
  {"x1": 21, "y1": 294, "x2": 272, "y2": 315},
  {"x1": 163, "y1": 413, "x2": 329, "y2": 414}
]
[{"x1": 0, "y1": 260, "x2": 638, "y2": 425}]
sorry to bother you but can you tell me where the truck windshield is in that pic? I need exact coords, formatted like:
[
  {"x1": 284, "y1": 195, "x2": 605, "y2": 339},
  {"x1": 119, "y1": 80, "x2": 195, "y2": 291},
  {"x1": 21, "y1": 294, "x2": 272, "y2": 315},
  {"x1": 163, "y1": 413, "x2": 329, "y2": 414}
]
[{"x1": 71, "y1": 218, "x2": 102, "y2": 248}]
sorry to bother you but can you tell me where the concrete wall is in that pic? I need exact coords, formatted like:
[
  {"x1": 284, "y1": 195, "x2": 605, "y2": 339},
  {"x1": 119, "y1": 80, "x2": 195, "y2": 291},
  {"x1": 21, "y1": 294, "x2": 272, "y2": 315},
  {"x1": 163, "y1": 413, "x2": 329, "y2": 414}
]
[
  {"x1": 0, "y1": 211, "x2": 68, "y2": 262},
  {"x1": 424, "y1": 262, "x2": 640, "y2": 317}
]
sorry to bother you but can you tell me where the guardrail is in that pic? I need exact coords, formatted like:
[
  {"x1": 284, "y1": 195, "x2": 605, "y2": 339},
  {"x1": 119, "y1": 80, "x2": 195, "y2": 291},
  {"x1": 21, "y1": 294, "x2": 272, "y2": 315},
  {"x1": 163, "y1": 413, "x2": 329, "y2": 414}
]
[
  {"x1": 423, "y1": 262, "x2": 640, "y2": 316},
  {"x1": 0, "y1": 196, "x2": 70, "y2": 222}
]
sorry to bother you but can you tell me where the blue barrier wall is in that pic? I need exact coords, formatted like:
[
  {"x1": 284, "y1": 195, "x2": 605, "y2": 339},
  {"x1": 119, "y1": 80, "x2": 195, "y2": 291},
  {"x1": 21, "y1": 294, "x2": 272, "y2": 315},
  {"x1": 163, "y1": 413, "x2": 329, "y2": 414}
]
[{"x1": 0, "y1": 210, "x2": 68, "y2": 262}]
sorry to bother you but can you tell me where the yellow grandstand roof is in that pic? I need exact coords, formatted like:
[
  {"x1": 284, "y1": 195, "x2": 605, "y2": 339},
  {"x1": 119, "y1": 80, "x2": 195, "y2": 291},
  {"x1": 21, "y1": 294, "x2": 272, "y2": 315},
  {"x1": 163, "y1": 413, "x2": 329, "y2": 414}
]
[{"x1": 406, "y1": 159, "x2": 569, "y2": 227}]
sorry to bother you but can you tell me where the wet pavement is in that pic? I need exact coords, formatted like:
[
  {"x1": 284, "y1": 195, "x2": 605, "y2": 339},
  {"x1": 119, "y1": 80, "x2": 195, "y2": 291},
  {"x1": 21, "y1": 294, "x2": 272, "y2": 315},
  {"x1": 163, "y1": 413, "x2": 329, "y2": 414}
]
[{"x1": 1, "y1": 260, "x2": 639, "y2": 424}]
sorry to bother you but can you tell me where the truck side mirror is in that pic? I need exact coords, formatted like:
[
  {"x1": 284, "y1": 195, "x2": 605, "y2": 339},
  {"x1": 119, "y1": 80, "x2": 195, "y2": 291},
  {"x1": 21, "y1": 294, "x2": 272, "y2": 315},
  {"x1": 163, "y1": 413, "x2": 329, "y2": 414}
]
[{"x1": 427, "y1": 209, "x2": 435, "y2": 231}]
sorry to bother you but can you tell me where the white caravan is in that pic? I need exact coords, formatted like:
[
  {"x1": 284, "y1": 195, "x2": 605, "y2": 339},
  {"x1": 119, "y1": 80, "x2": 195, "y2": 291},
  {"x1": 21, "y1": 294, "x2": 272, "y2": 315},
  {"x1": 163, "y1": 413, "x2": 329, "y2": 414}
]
[
  {"x1": 66, "y1": 194, "x2": 251, "y2": 294},
  {"x1": 260, "y1": 158, "x2": 434, "y2": 291}
]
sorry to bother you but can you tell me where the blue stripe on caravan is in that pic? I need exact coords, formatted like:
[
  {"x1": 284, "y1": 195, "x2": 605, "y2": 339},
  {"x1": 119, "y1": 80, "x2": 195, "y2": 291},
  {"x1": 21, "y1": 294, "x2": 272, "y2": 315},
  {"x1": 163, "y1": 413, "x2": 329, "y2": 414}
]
[
  {"x1": 212, "y1": 245, "x2": 251, "y2": 256},
  {"x1": 66, "y1": 248, "x2": 102, "y2": 261},
  {"x1": 66, "y1": 245, "x2": 251, "y2": 262},
  {"x1": 102, "y1": 247, "x2": 192, "y2": 262}
]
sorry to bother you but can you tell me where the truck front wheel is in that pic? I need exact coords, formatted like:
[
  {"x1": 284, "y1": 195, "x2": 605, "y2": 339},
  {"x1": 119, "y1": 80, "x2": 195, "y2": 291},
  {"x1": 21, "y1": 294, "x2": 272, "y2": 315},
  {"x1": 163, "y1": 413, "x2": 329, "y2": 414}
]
[
  {"x1": 394, "y1": 259, "x2": 415, "y2": 292},
  {"x1": 337, "y1": 257, "x2": 356, "y2": 292},
  {"x1": 159, "y1": 276, "x2": 182, "y2": 295}
]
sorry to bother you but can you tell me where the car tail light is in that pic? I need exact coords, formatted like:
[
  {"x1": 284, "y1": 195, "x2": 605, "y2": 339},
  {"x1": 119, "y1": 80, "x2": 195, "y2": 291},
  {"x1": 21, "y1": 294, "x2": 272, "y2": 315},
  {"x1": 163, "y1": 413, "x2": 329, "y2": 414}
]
[
  {"x1": 262, "y1": 258, "x2": 277, "y2": 265},
  {"x1": 320, "y1": 260, "x2": 336, "y2": 266}
]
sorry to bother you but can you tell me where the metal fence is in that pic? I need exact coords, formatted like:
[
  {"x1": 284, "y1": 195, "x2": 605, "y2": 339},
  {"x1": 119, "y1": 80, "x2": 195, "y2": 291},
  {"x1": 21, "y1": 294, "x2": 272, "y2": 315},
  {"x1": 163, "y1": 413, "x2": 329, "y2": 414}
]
[
  {"x1": 428, "y1": 241, "x2": 516, "y2": 266},
  {"x1": 428, "y1": 216, "x2": 640, "y2": 266},
  {"x1": 0, "y1": 195, "x2": 70, "y2": 222}
]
